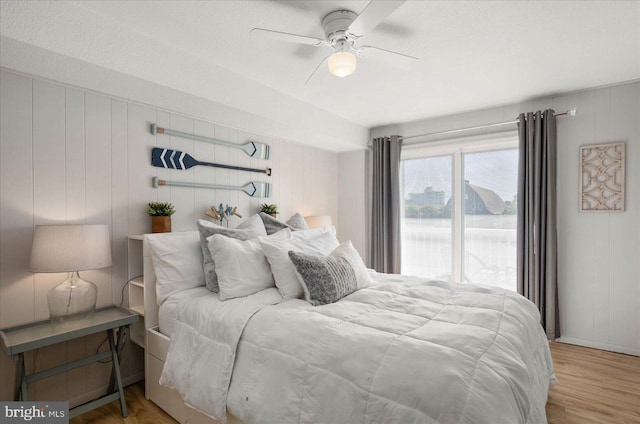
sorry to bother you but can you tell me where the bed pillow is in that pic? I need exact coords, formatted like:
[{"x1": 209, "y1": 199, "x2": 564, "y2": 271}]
[
  {"x1": 147, "y1": 231, "x2": 204, "y2": 306},
  {"x1": 291, "y1": 225, "x2": 336, "y2": 240},
  {"x1": 288, "y1": 251, "x2": 356, "y2": 306},
  {"x1": 260, "y1": 231, "x2": 340, "y2": 299},
  {"x1": 208, "y1": 229, "x2": 291, "y2": 301},
  {"x1": 259, "y1": 212, "x2": 309, "y2": 235},
  {"x1": 197, "y1": 214, "x2": 267, "y2": 292},
  {"x1": 288, "y1": 241, "x2": 372, "y2": 306},
  {"x1": 329, "y1": 240, "x2": 373, "y2": 290}
]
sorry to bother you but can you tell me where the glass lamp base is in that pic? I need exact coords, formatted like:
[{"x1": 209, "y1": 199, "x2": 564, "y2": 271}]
[{"x1": 47, "y1": 272, "x2": 97, "y2": 324}]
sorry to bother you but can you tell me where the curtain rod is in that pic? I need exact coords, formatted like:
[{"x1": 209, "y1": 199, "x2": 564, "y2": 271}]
[{"x1": 400, "y1": 108, "x2": 576, "y2": 142}]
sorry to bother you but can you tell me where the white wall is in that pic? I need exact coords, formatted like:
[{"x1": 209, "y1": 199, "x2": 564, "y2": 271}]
[
  {"x1": 338, "y1": 151, "x2": 368, "y2": 261},
  {"x1": 367, "y1": 81, "x2": 640, "y2": 356},
  {"x1": 0, "y1": 68, "x2": 339, "y2": 403}
]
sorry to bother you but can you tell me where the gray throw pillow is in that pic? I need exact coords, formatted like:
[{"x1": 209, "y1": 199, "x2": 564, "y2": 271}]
[
  {"x1": 196, "y1": 214, "x2": 267, "y2": 292},
  {"x1": 288, "y1": 250, "x2": 358, "y2": 306},
  {"x1": 259, "y1": 212, "x2": 309, "y2": 235}
]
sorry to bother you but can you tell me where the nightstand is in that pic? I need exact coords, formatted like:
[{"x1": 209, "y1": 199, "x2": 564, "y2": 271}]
[{"x1": 0, "y1": 306, "x2": 138, "y2": 418}]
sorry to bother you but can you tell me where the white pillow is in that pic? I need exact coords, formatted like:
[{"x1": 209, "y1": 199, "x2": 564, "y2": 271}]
[
  {"x1": 291, "y1": 225, "x2": 336, "y2": 240},
  {"x1": 197, "y1": 214, "x2": 267, "y2": 293},
  {"x1": 148, "y1": 231, "x2": 204, "y2": 306},
  {"x1": 208, "y1": 229, "x2": 291, "y2": 300},
  {"x1": 329, "y1": 241, "x2": 373, "y2": 290},
  {"x1": 260, "y1": 231, "x2": 340, "y2": 299}
]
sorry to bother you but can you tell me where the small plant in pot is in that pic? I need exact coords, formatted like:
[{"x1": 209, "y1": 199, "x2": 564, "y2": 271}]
[
  {"x1": 259, "y1": 203, "x2": 279, "y2": 218},
  {"x1": 148, "y1": 202, "x2": 175, "y2": 233}
]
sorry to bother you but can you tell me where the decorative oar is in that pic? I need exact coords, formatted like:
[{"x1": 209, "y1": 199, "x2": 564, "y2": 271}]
[
  {"x1": 152, "y1": 177, "x2": 271, "y2": 198},
  {"x1": 152, "y1": 148, "x2": 272, "y2": 176},
  {"x1": 151, "y1": 124, "x2": 270, "y2": 160}
]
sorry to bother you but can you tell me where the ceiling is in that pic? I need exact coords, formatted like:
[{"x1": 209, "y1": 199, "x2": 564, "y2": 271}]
[{"x1": 1, "y1": 0, "x2": 639, "y2": 150}]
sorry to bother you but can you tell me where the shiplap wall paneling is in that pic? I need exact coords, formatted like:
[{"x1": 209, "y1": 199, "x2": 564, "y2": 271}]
[
  {"x1": 561, "y1": 89, "x2": 597, "y2": 343},
  {"x1": 31, "y1": 80, "x2": 68, "y2": 401},
  {"x1": 32, "y1": 80, "x2": 67, "y2": 323},
  {"x1": 64, "y1": 88, "x2": 86, "y2": 225},
  {"x1": 84, "y1": 92, "x2": 116, "y2": 398},
  {"x1": 242, "y1": 129, "x2": 261, "y2": 222},
  {"x1": 85, "y1": 93, "x2": 113, "y2": 309},
  {"x1": 608, "y1": 83, "x2": 639, "y2": 349},
  {"x1": 154, "y1": 110, "x2": 172, "y2": 207},
  {"x1": 0, "y1": 71, "x2": 34, "y2": 401},
  {"x1": 62, "y1": 87, "x2": 87, "y2": 400},
  {"x1": 111, "y1": 100, "x2": 144, "y2": 393},
  {"x1": 265, "y1": 136, "x2": 279, "y2": 214},
  {"x1": 111, "y1": 100, "x2": 129, "y2": 309},
  {"x1": 226, "y1": 127, "x2": 242, "y2": 225},
  {"x1": 167, "y1": 114, "x2": 196, "y2": 232},
  {"x1": 128, "y1": 103, "x2": 158, "y2": 235},
  {"x1": 0, "y1": 72, "x2": 34, "y2": 327},
  {"x1": 193, "y1": 119, "x2": 216, "y2": 227},
  {"x1": 212, "y1": 124, "x2": 231, "y2": 227},
  {"x1": 591, "y1": 87, "x2": 613, "y2": 343}
]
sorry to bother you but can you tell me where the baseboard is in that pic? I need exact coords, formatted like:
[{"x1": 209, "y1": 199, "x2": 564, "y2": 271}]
[
  {"x1": 68, "y1": 372, "x2": 145, "y2": 409},
  {"x1": 556, "y1": 337, "x2": 640, "y2": 356}
]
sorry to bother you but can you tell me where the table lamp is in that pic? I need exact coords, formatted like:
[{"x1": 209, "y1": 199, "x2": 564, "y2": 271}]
[
  {"x1": 29, "y1": 224, "x2": 112, "y2": 323},
  {"x1": 304, "y1": 216, "x2": 332, "y2": 229}
]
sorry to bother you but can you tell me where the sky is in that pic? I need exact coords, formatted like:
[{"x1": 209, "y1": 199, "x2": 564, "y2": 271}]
[{"x1": 403, "y1": 149, "x2": 519, "y2": 202}]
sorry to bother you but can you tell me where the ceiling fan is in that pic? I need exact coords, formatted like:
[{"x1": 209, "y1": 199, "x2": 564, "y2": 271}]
[{"x1": 250, "y1": 0, "x2": 419, "y2": 83}]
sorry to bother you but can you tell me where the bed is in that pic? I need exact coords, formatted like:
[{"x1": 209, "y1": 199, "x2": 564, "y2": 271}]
[{"x1": 140, "y1": 217, "x2": 556, "y2": 424}]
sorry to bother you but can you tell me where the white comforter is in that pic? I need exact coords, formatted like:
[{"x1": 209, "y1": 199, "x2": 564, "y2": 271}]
[{"x1": 161, "y1": 272, "x2": 556, "y2": 424}]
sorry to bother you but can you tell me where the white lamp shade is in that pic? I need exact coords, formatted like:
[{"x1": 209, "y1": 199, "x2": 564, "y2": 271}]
[
  {"x1": 304, "y1": 215, "x2": 332, "y2": 229},
  {"x1": 327, "y1": 51, "x2": 357, "y2": 77},
  {"x1": 29, "y1": 224, "x2": 112, "y2": 273}
]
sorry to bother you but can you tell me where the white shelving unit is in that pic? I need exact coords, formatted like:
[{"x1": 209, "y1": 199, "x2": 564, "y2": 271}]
[{"x1": 128, "y1": 235, "x2": 145, "y2": 347}]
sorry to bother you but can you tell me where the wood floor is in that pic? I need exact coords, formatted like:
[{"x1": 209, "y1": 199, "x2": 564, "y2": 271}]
[
  {"x1": 546, "y1": 342, "x2": 640, "y2": 424},
  {"x1": 70, "y1": 342, "x2": 640, "y2": 424}
]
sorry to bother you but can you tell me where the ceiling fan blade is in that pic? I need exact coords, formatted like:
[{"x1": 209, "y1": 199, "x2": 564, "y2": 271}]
[
  {"x1": 359, "y1": 45, "x2": 419, "y2": 69},
  {"x1": 348, "y1": 0, "x2": 406, "y2": 37},
  {"x1": 250, "y1": 28, "x2": 328, "y2": 46},
  {"x1": 359, "y1": 45, "x2": 419, "y2": 61},
  {"x1": 305, "y1": 56, "x2": 330, "y2": 85}
]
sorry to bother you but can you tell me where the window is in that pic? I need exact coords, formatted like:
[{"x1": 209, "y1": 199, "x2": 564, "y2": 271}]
[{"x1": 401, "y1": 134, "x2": 518, "y2": 291}]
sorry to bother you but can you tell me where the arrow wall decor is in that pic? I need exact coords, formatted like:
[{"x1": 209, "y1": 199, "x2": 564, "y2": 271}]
[
  {"x1": 151, "y1": 124, "x2": 270, "y2": 160},
  {"x1": 151, "y1": 148, "x2": 271, "y2": 176}
]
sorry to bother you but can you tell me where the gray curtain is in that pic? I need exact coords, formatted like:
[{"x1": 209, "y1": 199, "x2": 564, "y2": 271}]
[
  {"x1": 370, "y1": 135, "x2": 402, "y2": 273},
  {"x1": 517, "y1": 110, "x2": 559, "y2": 340}
]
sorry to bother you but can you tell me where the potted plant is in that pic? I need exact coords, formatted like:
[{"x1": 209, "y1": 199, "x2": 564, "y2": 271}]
[
  {"x1": 259, "y1": 203, "x2": 279, "y2": 218},
  {"x1": 148, "y1": 202, "x2": 175, "y2": 233}
]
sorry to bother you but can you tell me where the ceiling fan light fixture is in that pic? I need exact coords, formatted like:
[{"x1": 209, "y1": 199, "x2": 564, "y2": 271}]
[{"x1": 328, "y1": 50, "x2": 357, "y2": 77}]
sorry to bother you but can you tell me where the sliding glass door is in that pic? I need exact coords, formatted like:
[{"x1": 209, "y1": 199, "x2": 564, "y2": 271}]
[{"x1": 401, "y1": 135, "x2": 518, "y2": 291}]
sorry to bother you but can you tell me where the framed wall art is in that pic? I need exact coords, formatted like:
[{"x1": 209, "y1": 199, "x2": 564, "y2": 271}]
[{"x1": 580, "y1": 142, "x2": 625, "y2": 212}]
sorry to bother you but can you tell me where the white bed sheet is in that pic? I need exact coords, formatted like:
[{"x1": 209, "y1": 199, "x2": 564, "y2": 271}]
[{"x1": 158, "y1": 286, "x2": 211, "y2": 337}]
